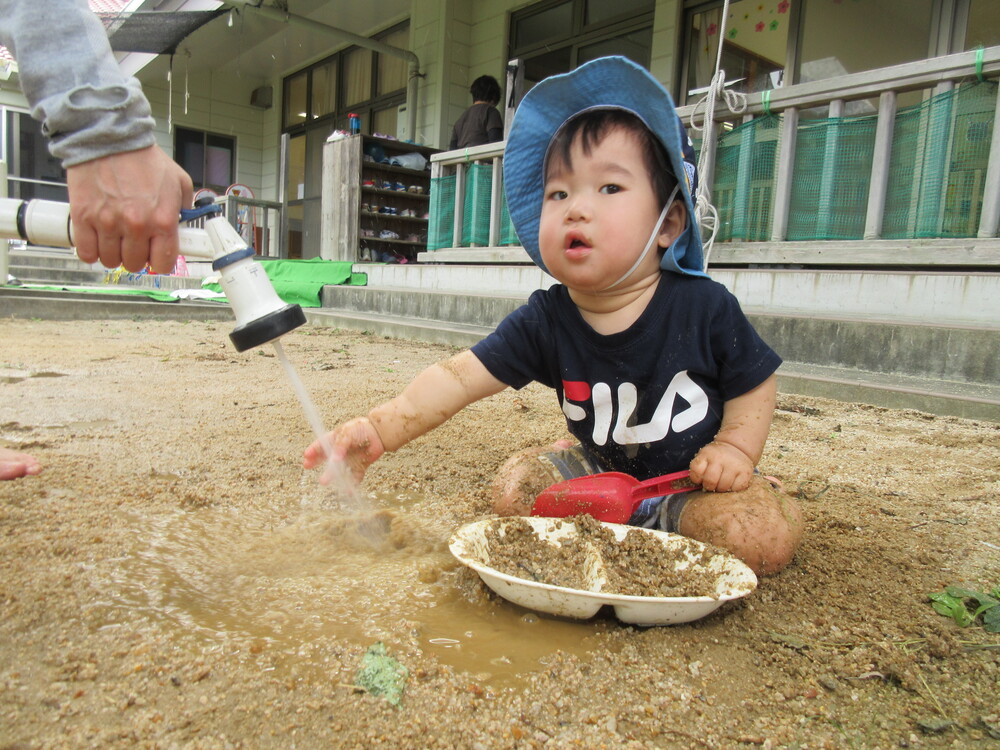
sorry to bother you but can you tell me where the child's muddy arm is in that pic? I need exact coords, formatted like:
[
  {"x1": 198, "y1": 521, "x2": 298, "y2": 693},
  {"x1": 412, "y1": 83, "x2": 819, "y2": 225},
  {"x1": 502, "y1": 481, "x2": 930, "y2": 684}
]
[
  {"x1": 367, "y1": 350, "x2": 507, "y2": 453},
  {"x1": 689, "y1": 374, "x2": 777, "y2": 492}
]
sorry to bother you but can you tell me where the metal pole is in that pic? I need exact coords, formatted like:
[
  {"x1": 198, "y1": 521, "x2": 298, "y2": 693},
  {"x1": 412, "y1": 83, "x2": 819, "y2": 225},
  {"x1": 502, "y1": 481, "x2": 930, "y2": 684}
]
[{"x1": 0, "y1": 161, "x2": 8, "y2": 284}]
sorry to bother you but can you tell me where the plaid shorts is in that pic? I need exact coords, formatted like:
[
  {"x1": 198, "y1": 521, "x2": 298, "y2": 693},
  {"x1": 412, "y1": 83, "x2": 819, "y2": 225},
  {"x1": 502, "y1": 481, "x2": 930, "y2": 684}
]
[{"x1": 537, "y1": 445, "x2": 694, "y2": 533}]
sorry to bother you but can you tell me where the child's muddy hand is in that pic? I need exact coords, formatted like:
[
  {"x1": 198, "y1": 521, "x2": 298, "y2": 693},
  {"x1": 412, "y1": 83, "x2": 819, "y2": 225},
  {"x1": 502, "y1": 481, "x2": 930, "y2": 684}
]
[
  {"x1": 689, "y1": 441, "x2": 753, "y2": 492},
  {"x1": 303, "y1": 417, "x2": 385, "y2": 483}
]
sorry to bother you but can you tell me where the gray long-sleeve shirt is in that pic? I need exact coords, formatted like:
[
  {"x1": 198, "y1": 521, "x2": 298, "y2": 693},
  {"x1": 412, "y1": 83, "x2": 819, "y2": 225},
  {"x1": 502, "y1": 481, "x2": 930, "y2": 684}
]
[{"x1": 0, "y1": 0, "x2": 156, "y2": 167}]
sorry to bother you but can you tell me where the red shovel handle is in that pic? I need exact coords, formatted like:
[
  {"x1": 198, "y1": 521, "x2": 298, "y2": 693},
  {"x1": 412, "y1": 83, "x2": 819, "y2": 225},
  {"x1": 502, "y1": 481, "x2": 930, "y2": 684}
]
[{"x1": 631, "y1": 470, "x2": 698, "y2": 501}]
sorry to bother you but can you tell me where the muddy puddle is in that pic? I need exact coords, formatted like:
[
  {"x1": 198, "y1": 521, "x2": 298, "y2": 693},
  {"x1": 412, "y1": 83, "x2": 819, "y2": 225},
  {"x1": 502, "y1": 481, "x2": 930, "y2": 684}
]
[
  {"x1": 0, "y1": 370, "x2": 68, "y2": 384},
  {"x1": 91, "y1": 490, "x2": 607, "y2": 689}
]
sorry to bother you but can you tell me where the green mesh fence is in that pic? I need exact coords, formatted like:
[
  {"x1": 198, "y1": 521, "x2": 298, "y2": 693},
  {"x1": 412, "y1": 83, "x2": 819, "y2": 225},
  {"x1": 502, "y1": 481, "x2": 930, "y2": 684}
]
[
  {"x1": 427, "y1": 174, "x2": 456, "y2": 250},
  {"x1": 462, "y1": 163, "x2": 494, "y2": 247},
  {"x1": 500, "y1": 199, "x2": 519, "y2": 246},
  {"x1": 787, "y1": 114, "x2": 877, "y2": 240},
  {"x1": 711, "y1": 116, "x2": 781, "y2": 242},
  {"x1": 427, "y1": 163, "x2": 521, "y2": 249},
  {"x1": 883, "y1": 81, "x2": 996, "y2": 239},
  {"x1": 435, "y1": 82, "x2": 996, "y2": 252}
]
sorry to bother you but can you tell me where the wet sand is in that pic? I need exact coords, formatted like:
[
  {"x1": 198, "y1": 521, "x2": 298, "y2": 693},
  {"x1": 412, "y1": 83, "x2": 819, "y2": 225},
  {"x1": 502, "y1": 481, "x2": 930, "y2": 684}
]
[{"x1": 1, "y1": 319, "x2": 998, "y2": 748}]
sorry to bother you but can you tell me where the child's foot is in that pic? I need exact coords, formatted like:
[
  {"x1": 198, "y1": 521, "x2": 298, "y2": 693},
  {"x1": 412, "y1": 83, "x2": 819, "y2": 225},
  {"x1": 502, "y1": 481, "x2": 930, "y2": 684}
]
[
  {"x1": 0, "y1": 447, "x2": 41, "y2": 480},
  {"x1": 490, "y1": 439, "x2": 575, "y2": 516}
]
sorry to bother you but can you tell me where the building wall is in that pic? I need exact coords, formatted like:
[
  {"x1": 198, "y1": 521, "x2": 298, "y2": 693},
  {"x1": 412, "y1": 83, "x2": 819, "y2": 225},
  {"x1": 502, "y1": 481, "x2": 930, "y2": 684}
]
[
  {"x1": 651, "y1": 0, "x2": 683, "y2": 92},
  {"x1": 3, "y1": 0, "x2": 689, "y2": 202},
  {"x1": 138, "y1": 57, "x2": 275, "y2": 201}
]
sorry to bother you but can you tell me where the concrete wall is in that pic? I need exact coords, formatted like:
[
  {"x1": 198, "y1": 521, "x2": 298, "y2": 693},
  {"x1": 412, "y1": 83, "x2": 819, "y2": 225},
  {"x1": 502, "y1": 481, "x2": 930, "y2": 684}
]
[
  {"x1": 650, "y1": 0, "x2": 683, "y2": 93},
  {"x1": 139, "y1": 56, "x2": 273, "y2": 199}
]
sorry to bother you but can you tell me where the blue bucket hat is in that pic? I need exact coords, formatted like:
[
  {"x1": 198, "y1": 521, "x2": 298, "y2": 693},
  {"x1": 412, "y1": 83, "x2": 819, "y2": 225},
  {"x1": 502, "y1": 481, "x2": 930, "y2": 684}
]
[{"x1": 503, "y1": 56, "x2": 707, "y2": 278}]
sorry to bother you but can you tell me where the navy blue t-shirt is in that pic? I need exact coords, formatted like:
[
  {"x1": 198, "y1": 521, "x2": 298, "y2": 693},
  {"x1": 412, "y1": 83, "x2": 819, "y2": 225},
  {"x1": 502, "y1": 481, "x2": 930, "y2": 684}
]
[{"x1": 471, "y1": 274, "x2": 782, "y2": 480}]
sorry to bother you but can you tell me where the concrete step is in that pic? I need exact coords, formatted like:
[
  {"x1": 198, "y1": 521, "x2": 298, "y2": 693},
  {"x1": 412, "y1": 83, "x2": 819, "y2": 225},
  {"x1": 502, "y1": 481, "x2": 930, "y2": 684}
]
[
  {"x1": 9, "y1": 264, "x2": 107, "y2": 285},
  {"x1": 776, "y1": 362, "x2": 1000, "y2": 422},
  {"x1": 0, "y1": 286, "x2": 235, "y2": 323},
  {"x1": 321, "y1": 284, "x2": 524, "y2": 329},
  {"x1": 320, "y1": 285, "x2": 999, "y2": 386},
  {"x1": 363, "y1": 262, "x2": 999, "y2": 328},
  {"x1": 314, "y1": 285, "x2": 1000, "y2": 422}
]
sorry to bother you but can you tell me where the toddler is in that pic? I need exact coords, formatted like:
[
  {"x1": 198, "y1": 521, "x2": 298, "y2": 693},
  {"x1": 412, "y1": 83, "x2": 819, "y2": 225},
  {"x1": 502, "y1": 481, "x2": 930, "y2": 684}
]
[{"x1": 306, "y1": 56, "x2": 803, "y2": 575}]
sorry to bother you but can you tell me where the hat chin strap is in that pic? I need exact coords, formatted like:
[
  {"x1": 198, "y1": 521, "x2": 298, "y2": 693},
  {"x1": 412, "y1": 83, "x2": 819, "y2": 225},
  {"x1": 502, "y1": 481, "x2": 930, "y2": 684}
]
[{"x1": 600, "y1": 183, "x2": 681, "y2": 292}]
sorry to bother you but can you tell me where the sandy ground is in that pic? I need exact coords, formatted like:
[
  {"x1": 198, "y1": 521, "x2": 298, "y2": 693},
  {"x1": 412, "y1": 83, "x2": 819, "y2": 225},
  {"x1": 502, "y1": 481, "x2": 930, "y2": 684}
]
[{"x1": 1, "y1": 318, "x2": 998, "y2": 749}]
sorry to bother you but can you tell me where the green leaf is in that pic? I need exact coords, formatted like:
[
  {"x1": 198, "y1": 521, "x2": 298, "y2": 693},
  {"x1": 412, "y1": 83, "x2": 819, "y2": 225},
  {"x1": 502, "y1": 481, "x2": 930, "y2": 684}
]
[
  {"x1": 944, "y1": 585, "x2": 986, "y2": 600},
  {"x1": 983, "y1": 606, "x2": 1000, "y2": 634},
  {"x1": 928, "y1": 591, "x2": 974, "y2": 627},
  {"x1": 972, "y1": 599, "x2": 999, "y2": 618},
  {"x1": 355, "y1": 641, "x2": 408, "y2": 706}
]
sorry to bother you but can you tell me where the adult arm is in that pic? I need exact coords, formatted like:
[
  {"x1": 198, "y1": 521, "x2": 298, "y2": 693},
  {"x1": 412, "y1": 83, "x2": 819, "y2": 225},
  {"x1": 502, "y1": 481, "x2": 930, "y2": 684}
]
[{"x1": 0, "y1": 0, "x2": 192, "y2": 273}]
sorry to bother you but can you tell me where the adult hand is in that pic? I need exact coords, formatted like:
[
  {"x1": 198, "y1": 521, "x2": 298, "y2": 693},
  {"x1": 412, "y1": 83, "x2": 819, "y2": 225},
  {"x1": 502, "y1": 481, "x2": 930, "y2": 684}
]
[{"x1": 67, "y1": 145, "x2": 194, "y2": 274}]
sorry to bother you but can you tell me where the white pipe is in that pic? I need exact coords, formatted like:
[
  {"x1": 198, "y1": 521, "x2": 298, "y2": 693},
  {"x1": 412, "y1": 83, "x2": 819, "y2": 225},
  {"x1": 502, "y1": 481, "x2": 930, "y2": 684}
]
[{"x1": 0, "y1": 197, "x2": 216, "y2": 260}]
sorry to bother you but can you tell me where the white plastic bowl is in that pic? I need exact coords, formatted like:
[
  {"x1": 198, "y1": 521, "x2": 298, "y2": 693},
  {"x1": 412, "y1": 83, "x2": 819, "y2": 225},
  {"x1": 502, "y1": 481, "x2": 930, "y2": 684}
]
[{"x1": 449, "y1": 517, "x2": 757, "y2": 626}]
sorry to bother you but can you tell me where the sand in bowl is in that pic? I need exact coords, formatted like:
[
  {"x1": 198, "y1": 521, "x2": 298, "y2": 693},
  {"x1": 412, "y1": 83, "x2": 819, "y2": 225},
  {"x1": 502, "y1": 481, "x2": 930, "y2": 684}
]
[{"x1": 483, "y1": 515, "x2": 728, "y2": 598}]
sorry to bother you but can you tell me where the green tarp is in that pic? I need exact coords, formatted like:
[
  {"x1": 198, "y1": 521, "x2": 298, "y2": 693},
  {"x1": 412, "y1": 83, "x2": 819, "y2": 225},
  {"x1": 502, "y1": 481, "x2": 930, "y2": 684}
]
[
  {"x1": 203, "y1": 258, "x2": 367, "y2": 308},
  {"x1": 12, "y1": 258, "x2": 367, "y2": 307},
  {"x1": 15, "y1": 283, "x2": 182, "y2": 302}
]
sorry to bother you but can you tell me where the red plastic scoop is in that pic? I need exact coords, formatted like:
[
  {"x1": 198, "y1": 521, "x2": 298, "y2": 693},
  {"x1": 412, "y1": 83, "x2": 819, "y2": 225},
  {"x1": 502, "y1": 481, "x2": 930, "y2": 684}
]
[{"x1": 531, "y1": 469, "x2": 698, "y2": 524}]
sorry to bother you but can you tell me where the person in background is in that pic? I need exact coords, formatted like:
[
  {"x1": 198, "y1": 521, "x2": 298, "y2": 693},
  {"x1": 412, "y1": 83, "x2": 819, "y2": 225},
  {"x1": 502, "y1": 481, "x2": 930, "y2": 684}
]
[
  {"x1": 0, "y1": 0, "x2": 194, "y2": 479},
  {"x1": 449, "y1": 75, "x2": 504, "y2": 150}
]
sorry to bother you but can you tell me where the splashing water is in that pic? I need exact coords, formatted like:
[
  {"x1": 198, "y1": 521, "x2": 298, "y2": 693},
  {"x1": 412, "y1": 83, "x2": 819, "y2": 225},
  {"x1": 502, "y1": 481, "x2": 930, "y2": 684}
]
[{"x1": 271, "y1": 339, "x2": 362, "y2": 505}]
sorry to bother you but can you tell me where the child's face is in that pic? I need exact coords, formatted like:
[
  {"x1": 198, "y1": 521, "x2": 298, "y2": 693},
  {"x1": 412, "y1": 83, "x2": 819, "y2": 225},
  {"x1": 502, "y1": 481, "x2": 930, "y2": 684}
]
[{"x1": 538, "y1": 127, "x2": 683, "y2": 293}]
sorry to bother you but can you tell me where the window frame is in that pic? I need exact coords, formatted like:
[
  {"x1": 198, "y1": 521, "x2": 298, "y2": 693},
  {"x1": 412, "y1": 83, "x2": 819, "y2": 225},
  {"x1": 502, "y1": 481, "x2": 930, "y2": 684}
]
[
  {"x1": 173, "y1": 125, "x2": 236, "y2": 195},
  {"x1": 679, "y1": 0, "x2": 979, "y2": 106},
  {"x1": 281, "y1": 20, "x2": 410, "y2": 137},
  {"x1": 509, "y1": 0, "x2": 655, "y2": 81}
]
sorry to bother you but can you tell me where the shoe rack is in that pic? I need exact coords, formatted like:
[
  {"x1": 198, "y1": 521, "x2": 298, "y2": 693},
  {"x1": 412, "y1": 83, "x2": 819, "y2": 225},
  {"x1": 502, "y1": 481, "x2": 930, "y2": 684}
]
[{"x1": 321, "y1": 134, "x2": 438, "y2": 263}]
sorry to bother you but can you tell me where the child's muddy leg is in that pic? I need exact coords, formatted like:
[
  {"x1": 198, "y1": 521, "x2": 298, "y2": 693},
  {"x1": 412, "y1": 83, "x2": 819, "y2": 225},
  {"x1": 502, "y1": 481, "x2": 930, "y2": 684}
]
[
  {"x1": 677, "y1": 475, "x2": 804, "y2": 576},
  {"x1": 490, "y1": 439, "x2": 575, "y2": 516}
]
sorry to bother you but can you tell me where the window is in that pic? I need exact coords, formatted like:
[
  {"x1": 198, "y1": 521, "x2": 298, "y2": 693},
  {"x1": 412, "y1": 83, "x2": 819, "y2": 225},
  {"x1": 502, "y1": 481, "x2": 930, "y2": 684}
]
[
  {"x1": 281, "y1": 21, "x2": 409, "y2": 136},
  {"x1": 311, "y1": 60, "x2": 338, "y2": 119},
  {"x1": 283, "y1": 71, "x2": 308, "y2": 128},
  {"x1": 343, "y1": 47, "x2": 373, "y2": 108},
  {"x1": 684, "y1": 0, "x2": 792, "y2": 104},
  {"x1": 798, "y1": 0, "x2": 934, "y2": 83},
  {"x1": 378, "y1": 27, "x2": 409, "y2": 95},
  {"x1": 964, "y1": 0, "x2": 1000, "y2": 50},
  {"x1": 683, "y1": 0, "x2": 942, "y2": 105},
  {"x1": 175, "y1": 126, "x2": 235, "y2": 194},
  {"x1": 2, "y1": 109, "x2": 67, "y2": 202},
  {"x1": 510, "y1": 0, "x2": 655, "y2": 90},
  {"x1": 279, "y1": 23, "x2": 410, "y2": 258}
]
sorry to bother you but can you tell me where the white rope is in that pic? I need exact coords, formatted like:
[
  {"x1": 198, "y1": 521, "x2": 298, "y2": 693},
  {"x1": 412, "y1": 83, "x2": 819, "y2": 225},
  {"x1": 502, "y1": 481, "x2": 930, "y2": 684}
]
[
  {"x1": 687, "y1": 0, "x2": 747, "y2": 270},
  {"x1": 166, "y1": 65, "x2": 172, "y2": 134}
]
